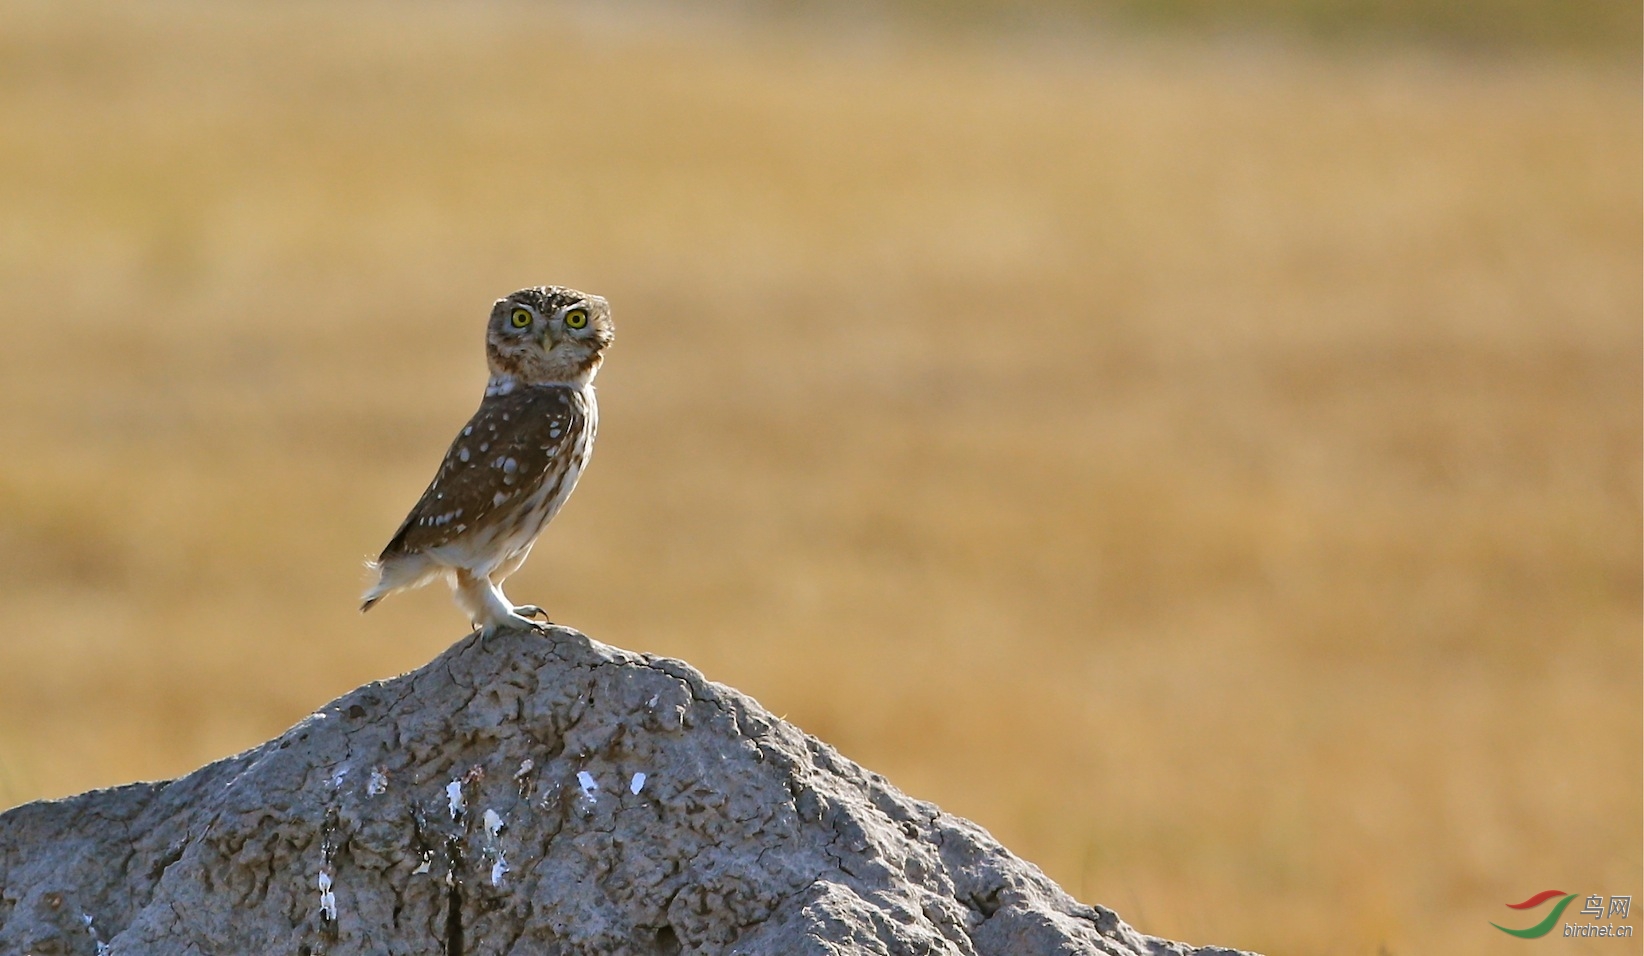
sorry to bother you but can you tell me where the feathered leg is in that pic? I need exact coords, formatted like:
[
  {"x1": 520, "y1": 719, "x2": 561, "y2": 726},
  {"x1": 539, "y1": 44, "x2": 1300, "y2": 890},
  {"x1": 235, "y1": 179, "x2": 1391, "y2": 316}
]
[{"x1": 453, "y1": 568, "x2": 547, "y2": 633}]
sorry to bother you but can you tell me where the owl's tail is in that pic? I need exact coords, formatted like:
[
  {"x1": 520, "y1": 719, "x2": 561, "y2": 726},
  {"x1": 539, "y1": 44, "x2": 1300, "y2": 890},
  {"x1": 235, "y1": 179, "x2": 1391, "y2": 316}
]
[
  {"x1": 360, "y1": 562, "x2": 390, "y2": 613},
  {"x1": 360, "y1": 554, "x2": 440, "y2": 613}
]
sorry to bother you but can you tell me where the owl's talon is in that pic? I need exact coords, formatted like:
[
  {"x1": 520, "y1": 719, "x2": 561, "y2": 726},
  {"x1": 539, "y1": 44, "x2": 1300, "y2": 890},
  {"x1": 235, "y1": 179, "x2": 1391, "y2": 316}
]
[
  {"x1": 515, "y1": 617, "x2": 552, "y2": 638},
  {"x1": 477, "y1": 615, "x2": 551, "y2": 637}
]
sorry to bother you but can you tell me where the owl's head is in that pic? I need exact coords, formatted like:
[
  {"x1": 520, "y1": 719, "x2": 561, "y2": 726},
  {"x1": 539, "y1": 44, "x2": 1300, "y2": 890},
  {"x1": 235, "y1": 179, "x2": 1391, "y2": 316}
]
[{"x1": 485, "y1": 286, "x2": 615, "y2": 386}]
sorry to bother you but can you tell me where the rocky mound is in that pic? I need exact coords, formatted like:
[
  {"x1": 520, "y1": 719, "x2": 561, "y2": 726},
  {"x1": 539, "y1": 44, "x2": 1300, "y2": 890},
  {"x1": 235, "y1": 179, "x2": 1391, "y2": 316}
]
[{"x1": 0, "y1": 625, "x2": 1256, "y2": 955}]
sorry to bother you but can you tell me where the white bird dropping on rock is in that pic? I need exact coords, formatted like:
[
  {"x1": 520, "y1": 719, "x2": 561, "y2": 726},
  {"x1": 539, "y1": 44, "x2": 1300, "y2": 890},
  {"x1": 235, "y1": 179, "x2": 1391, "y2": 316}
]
[
  {"x1": 491, "y1": 854, "x2": 509, "y2": 887},
  {"x1": 82, "y1": 913, "x2": 110, "y2": 956},
  {"x1": 446, "y1": 779, "x2": 465, "y2": 819},
  {"x1": 484, "y1": 809, "x2": 504, "y2": 836},
  {"x1": 577, "y1": 770, "x2": 599, "y2": 798},
  {"x1": 367, "y1": 767, "x2": 388, "y2": 796},
  {"x1": 629, "y1": 772, "x2": 646, "y2": 794},
  {"x1": 317, "y1": 872, "x2": 337, "y2": 921}
]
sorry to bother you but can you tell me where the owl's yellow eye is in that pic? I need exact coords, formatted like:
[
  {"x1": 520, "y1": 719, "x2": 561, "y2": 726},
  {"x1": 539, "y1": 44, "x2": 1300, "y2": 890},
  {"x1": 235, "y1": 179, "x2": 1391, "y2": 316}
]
[
  {"x1": 509, "y1": 308, "x2": 533, "y2": 328},
  {"x1": 564, "y1": 308, "x2": 589, "y2": 330}
]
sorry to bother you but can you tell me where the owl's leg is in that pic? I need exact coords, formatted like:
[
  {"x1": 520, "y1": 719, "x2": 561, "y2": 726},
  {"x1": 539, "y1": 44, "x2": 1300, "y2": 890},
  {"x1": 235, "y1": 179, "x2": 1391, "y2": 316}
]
[
  {"x1": 453, "y1": 569, "x2": 547, "y2": 633},
  {"x1": 487, "y1": 550, "x2": 550, "y2": 622},
  {"x1": 492, "y1": 547, "x2": 532, "y2": 582}
]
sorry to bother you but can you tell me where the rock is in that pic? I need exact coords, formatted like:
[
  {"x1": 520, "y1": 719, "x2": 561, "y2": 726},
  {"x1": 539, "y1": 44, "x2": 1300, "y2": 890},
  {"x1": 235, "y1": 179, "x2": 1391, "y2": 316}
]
[{"x1": 0, "y1": 626, "x2": 1257, "y2": 956}]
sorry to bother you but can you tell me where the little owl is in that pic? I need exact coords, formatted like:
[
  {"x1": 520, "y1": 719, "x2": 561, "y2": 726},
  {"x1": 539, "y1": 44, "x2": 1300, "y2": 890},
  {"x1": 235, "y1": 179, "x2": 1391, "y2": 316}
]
[{"x1": 362, "y1": 286, "x2": 614, "y2": 631}]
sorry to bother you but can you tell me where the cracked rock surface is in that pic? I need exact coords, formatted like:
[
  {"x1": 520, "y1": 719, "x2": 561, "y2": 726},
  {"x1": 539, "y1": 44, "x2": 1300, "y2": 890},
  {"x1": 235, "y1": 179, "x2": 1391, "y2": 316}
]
[{"x1": 0, "y1": 626, "x2": 1257, "y2": 955}]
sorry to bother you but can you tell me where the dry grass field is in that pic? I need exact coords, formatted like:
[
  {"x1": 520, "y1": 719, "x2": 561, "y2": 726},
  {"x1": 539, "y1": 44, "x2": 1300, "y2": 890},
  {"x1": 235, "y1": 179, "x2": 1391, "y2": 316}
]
[{"x1": 0, "y1": 2, "x2": 1638, "y2": 953}]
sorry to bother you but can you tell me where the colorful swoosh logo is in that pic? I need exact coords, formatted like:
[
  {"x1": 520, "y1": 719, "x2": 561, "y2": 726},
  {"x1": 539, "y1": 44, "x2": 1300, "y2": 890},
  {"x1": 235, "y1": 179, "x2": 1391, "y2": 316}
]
[
  {"x1": 1506, "y1": 890, "x2": 1569, "y2": 910},
  {"x1": 1492, "y1": 890, "x2": 1578, "y2": 938}
]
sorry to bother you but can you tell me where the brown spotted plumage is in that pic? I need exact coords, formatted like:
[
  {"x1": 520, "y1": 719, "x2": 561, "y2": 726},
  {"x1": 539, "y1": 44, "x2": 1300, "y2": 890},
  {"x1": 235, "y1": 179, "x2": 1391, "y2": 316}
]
[{"x1": 362, "y1": 286, "x2": 613, "y2": 630}]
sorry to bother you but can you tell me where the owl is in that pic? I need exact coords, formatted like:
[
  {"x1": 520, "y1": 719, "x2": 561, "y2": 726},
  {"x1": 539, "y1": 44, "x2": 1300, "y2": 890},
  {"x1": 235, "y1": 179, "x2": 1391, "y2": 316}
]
[{"x1": 361, "y1": 286, "x2": 614, "y2": 631}]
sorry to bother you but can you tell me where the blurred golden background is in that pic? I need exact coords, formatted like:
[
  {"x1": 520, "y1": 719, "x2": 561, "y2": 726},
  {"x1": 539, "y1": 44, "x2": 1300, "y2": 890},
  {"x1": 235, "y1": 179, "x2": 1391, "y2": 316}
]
[{"x1": 0, "y1": 2, "x2": 1638, "y2": 953}]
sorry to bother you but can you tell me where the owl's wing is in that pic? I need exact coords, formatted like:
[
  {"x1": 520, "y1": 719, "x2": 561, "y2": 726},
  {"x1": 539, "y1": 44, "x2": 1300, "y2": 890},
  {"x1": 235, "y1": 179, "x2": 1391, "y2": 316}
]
[{"x1": 377, "y1": 385, "x2": 586, "y2": 560}]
